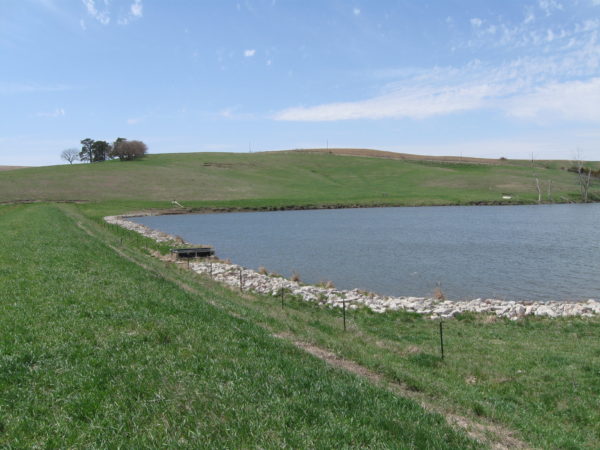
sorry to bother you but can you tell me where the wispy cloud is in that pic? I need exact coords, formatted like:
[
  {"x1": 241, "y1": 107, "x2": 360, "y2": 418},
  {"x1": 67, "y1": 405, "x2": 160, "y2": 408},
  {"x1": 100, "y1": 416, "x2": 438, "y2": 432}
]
[
  {"x1": 131, "y1": 0, "x2": 143, "y2": 17},
  {"x1": 275, "y1": 59, "x2": 600, "y2": 123},
  {"x1": 82, "y1": 0, "x2": 110, "y2": 25},
  {"x1": 244, "y1": 48, "x2": 256, "y2": 57},
  {"x1": 35, "y1": 108, "x2": 65, "y2": 118},
  {"x1": 470, "y1": 17, "x2": 483, "y2": 28},
  {"x1": 118, "y1": 0, "x2": 143, "y2": 25},
  {"x1": 275, "y1": 11, "x2": 600, "y2": 124},
  {"x1": 506, "y1": 78, "x2": 600, "y2": 122},
  {"x1": 0, "y1": 82, "x2": 73, "y2": 95},
  {"x1": 353, "y1": 7, "x2": 361, "y2": 16},
  {"x1": 538, "y1": 0, "x2": 563, "y2": 16},
  {"x1": 82, "y1": 0, "x2": 143, "y2": 26},
  {"x1": 218, "y1": 106, "x2": 254, "y2": 120}
]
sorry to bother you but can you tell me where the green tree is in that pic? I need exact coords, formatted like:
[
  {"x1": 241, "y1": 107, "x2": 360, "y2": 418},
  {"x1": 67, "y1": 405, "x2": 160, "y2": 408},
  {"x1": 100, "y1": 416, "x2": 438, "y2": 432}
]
[
  {"x1": 79, "y1": 138, "x2": 94, "y2": 163},
  {"x1": 91, "y1": 140, "x2": 111, "y2": 162}
]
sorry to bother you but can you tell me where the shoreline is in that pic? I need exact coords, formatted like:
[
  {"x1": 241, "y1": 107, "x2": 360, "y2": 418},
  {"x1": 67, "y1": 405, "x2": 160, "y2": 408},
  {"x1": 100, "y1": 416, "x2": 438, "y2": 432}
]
[
  {"x1": 114, "y1": 198, "x2": 587, "y2": 217},
  {"x1": 104, "y1": 213, "x2": 600, "y2": 320}
]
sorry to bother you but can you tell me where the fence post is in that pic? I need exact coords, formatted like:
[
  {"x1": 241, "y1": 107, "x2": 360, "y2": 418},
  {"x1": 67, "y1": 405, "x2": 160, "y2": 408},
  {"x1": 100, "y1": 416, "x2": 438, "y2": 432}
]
[
  {"x1": 281, "y1": 287, "x2": 284, "y2": 308},
  {"x1": 239, "y1": 267, "x2": 243, "y2": 292},
  {"x1": 439, "y1": 321, "x2": 445, "y2": 360},
  {"x1": 342, "y1": 299, "x2": 346, "y2": 331}
]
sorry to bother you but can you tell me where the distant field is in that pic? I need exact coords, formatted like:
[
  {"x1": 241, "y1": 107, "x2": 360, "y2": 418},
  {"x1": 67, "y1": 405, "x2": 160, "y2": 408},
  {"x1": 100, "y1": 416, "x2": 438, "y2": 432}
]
[
  {"x1": 0, "y1": 149, "x2": 597, "y2": 213},
  {"x1": 278, "y1": 148, "x2": 529, "y2": 164},
  {"x1": 0, "y1": 166, "x2": 27, "y2": 171}
]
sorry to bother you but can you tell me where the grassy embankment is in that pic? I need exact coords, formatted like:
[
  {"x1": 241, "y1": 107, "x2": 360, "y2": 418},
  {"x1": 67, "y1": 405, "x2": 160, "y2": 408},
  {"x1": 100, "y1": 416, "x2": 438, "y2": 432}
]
[
  {"x1": 0, "y1": 203, "x2": 477, "y2": 447},
  {"x1": 1, "y1": 150, "x2": 598, "y2": 214}
]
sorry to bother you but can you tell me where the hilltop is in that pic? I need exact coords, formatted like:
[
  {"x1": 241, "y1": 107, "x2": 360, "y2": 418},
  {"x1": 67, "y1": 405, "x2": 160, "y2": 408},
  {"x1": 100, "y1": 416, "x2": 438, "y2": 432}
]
[{"x1": 0, "y1": 149, "x2": 596, "y2": 212}]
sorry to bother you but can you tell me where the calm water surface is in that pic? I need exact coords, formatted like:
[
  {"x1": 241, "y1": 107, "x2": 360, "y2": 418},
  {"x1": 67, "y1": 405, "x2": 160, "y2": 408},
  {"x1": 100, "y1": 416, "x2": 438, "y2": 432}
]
[{"x1": 133, "y1": 204, "x2": 600, "y2": 301}]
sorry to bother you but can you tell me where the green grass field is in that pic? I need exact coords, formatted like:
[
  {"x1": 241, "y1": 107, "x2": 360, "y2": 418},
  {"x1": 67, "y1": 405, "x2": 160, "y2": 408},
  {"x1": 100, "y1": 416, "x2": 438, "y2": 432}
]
[
  {"x1": 0, "y1": 204, "x2": 479, "y2": 448},
  {"x1": 1, "y1": 150, "x2": 598, "y2": 213}
]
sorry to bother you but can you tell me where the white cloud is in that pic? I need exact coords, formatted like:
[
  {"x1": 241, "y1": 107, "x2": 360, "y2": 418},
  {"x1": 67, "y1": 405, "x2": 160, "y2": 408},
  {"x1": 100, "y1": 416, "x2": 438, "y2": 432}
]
[
  {"x1": 82, "y1": 0, "x2": 110, "y2": 25},
  {"x1": 79, "y1": 19, "x2": 87, "y2": 30},
  {"x1": 127, "y1": 117, "x2": 142, "y2": 124},
  {"x1": 506, "y1": 78, "x2": 600, "y2": 122},
  {"x1": 353, "y1": 7, "x2": 361, "y2": 16},
  {"x1": 524, "y1": 10, "x2": 535, "y2": 25},
  {"x1": 118, "y1": 0, "x2": 143, "y2": 24},
  {"x1": 275, "y1": 83, "x2": 498, "y2": 121},
  {"x1": 36, "y1": 108, "x2": 65, "y2": 118},
  {"x1": 217, "y1": 106, "x2": 254, "y2": 120},
  {"x1": 470, "y1": 17, "x2": 483, "y2": 28},
  {"x1": 131, "y1": 0, "x2": 143, "y2": 17},
  {"x1": 244, "y1": 49, "x2": 256, "y2": 57},
  {"x1": 274, "y1": 33, "x2": 600, "y2": 123},
  {"x1": 538, "y1": 0, "x2": 563, "y2": 16}
]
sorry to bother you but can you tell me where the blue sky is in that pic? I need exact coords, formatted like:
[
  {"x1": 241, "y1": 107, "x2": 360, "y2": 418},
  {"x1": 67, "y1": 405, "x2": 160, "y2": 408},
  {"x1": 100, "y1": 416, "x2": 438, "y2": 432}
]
[{"x1": 1, "y1": 0, "x2": 600, "y2": 165}]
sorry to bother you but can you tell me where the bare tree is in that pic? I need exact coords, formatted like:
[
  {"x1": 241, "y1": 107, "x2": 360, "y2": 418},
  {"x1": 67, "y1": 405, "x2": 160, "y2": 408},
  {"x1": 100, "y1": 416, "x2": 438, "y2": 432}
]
[
  {"x1": 61, "y1": 148, "x2": 79, "y2": 164},
  {"x1": 110, "y1": 139, "x2": 148, "y2": 161},
  {"x1": 531, "y1": 153, "x2": 542, "y2": 204},
  {"x1": 573, "y1": 150, "x2": 593, "y2": 203}
]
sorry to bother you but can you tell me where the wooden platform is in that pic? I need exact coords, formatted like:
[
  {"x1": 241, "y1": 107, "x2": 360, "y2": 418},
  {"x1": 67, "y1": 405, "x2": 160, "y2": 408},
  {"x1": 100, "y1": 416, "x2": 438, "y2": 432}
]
[{"x1": 170, "y1": 247, "x2": 214, "y2": 258}]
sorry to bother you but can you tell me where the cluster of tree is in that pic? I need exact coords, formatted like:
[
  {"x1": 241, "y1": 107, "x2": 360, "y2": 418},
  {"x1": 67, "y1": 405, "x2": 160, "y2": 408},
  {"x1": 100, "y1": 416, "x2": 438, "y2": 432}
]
[
  {"x1": 60, "y1": 138, "x2": 147, "y2": 164},
  {"x1": 567, "y1": 165, "x2": 600, "y2": 179}
]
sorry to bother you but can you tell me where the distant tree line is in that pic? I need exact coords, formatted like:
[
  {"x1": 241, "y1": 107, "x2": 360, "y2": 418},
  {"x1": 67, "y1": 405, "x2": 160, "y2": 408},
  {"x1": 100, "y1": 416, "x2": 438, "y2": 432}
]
[{"x1": 61, "y1": 138, "x2": 147, "y2": 164}]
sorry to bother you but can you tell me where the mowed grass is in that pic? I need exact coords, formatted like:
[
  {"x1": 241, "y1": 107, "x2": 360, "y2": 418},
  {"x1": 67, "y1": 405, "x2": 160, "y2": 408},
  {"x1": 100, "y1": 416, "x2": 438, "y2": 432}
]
[
  {"x1": 1, "y1": 150, "x2": 597, "y2": 209},
  {"x1": 0, "y1": 204, "x2": 477, "y2": 448},
  {"x1": 121, "y1": 249, "x2": 600, "y2": 449}
]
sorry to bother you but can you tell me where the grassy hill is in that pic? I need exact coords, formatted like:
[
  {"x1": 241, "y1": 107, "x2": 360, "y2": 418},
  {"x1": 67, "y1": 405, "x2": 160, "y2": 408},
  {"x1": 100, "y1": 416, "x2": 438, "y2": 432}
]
[{"x1": 1, "y1": 149, "x2": 597, "y2": 213}]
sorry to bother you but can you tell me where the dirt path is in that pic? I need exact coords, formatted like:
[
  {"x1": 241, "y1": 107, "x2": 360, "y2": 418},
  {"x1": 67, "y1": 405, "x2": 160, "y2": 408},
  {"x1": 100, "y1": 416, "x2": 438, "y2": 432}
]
[
  {"x1": 275, "y1": 334, "x2": 529, "y2": 449},
  {"x1": 72, "y1": 212, "x2": 529, "y2": 449}
]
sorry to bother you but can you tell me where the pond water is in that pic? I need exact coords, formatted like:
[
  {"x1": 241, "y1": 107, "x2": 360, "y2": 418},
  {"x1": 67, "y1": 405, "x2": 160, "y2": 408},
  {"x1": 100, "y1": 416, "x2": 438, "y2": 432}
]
[{"x1": 132, "y1": 204, "x2": 600, "y2": 301}]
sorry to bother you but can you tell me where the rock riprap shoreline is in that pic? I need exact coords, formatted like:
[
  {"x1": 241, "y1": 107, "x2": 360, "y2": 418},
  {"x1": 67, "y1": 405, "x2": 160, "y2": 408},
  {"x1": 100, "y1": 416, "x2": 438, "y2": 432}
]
[{"x1": 105, "y1": 215, "x2": 600, "y2": 320}]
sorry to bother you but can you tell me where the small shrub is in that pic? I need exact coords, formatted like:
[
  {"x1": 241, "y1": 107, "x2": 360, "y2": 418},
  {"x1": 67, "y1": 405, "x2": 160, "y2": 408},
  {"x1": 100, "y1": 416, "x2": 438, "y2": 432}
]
[
  {"x1": 433, "y1": 286, "x2": 445, "y2": 300},
  {"x1": 291, "y1": 271, "x2": 301, "y2": 282},
  {"x1": 455, "y1": 311, "x2": 476, "y2": 322},
  {"x1": 318, "y1": 280, "x2": 335, "y2": 289},
  {"x1": 258, "y1": 266, "x2": 268, "y2": 275}
]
